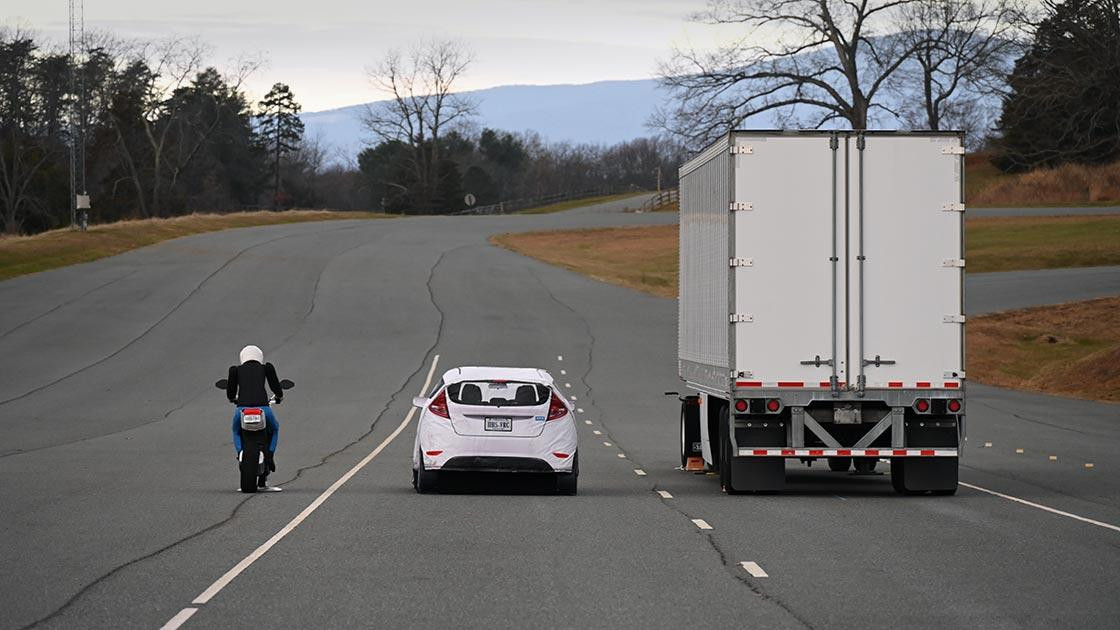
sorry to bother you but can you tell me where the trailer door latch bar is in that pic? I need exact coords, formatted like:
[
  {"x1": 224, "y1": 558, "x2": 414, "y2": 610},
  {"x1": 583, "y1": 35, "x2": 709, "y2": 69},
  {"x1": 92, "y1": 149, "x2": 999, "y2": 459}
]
[
  {"x1": 862, "y1": 355, "x2": 896, "y2": 367},
  {"x1": 799, "y1": 355, "x2": 834, "y2": 367}
]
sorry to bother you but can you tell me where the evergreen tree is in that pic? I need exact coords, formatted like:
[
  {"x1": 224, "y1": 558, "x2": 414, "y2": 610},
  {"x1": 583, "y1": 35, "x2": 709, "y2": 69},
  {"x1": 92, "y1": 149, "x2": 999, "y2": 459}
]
[
  {"x1": 257, "y1": 83, "x2": 303, "y2": 208},
  {"x1": 995, "y1": 0, "x2": 1120, "y2": 170}
]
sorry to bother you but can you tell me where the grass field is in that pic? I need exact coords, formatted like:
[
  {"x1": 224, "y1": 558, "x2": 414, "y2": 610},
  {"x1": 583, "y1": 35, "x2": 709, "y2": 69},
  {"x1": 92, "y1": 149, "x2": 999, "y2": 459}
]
[
  {"x1": 967, "y1": 215, "x2": 1120, "y2": 272},
  {"x1": 0, "y1": 210, "x2": 388, "y2": 281},
  {"x1": 517, "y1": 191, "x2": 648, "y2": 215},
  {"x1": 969, "y1": 296, "x2": 1120, "y2": 401},
  {"x1": 967, "y1": 154, "x2": 1120, "y2": 207}
]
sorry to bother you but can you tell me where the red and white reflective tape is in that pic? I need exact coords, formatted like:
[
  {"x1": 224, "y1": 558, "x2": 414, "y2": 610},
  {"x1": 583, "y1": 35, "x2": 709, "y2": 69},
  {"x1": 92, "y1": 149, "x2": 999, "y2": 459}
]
[
  {"x1": 736, "y1": 448, "x2": 958, "y2": 457},
  {"x1": 735, "y1": 381, "x2": 961, "y2": 389}
]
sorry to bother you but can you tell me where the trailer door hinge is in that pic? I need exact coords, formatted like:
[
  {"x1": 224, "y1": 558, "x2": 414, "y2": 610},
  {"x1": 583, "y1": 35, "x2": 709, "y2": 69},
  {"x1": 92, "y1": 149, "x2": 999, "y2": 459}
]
[
  {"x1": 942, "y1": 202, "x2": 965, "y2": 212},
  {"x1": 941, "y1": 146, "x2": 966, "y2": 155},
  {"x1": 943, "y1": 314, "x2": 966, "y2": 323},
  {"x1": 730, "y1": 202, "x2": 754, "y2": 211},
  {"x1": 944, "y1": 370, "x2": 966, "y2": 379},
  {"x1": 942, "y1": 258, "x2": 966, "y2": 268},
  {"x1": 729, "y1": 257, "x2": 754, "y2": 267},
  {"x1": 729, "y1": 313, "x2": 754, "y2": 323},
  {"x1": 730, "y1": 145, "x2": 753, "y2": 155}
]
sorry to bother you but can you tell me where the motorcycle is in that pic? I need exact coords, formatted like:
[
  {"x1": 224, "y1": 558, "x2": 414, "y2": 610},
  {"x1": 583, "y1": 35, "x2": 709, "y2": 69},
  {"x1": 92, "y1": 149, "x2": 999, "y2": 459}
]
[{"x1": 214, "y1": 377, "x2": 295, "y2": 493}]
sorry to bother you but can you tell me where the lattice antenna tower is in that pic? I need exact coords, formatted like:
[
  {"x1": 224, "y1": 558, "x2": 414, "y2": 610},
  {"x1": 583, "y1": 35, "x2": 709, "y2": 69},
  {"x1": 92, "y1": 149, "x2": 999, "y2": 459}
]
[{"x1": 68, "y1": 0, "x2": 87, "y2": 228}]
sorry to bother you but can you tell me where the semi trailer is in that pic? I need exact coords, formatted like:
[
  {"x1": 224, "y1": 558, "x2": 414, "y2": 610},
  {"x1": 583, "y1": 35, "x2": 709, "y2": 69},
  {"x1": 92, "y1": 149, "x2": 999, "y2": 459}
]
[{"x1": 675, "y1": 130, "x2": 965, "y2": 494}]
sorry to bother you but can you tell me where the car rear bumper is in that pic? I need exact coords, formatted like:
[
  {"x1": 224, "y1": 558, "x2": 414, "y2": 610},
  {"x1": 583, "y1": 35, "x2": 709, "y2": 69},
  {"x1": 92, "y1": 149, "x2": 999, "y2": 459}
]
[{"x1": 439, "y1": 456, "x2": 555, "y2": 473}]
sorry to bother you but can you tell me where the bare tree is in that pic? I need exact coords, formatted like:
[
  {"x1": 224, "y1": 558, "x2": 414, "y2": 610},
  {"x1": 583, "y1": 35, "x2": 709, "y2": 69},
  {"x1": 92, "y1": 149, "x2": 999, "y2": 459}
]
[
  {"x1": 363, "y1": 39, "x2": 475, "y2": 213},
  {"x1": 654, "y1": 0, "x2": 922, "y2": 146},
  {"x1": 893, "y1": 0, "x2": 1025, "y2": 136}
]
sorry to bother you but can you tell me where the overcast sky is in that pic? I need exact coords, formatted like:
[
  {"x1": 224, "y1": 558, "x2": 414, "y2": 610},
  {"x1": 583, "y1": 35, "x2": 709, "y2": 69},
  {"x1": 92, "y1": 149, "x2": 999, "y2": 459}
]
[{"x1": 7, "y1": 0, "x2": 742, "y2": 112}]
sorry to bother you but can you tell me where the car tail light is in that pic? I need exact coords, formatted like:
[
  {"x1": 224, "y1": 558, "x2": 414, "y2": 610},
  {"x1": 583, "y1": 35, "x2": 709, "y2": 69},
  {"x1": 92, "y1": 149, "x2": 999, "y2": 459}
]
[
  {"x1": 766, "y1": 399, "x2": 781, "y2": 413},
  {"x1": 425, "y1": 450, "x2": 443, "y2": 456},
  {"x1": 734, "y1": 399, "x2": 748, "y2": 413},
  {"x1": 552, "y1": 452, "x2": 570, "y2": 458},
  {"x1": 428, "y1": 390, "x2": 450, "y2": 419},
  {"x1": 947, "y1": 399, "x2": 962, "y2": 413},
  {"x1": 547, "y1": 392, "x2": 568, "y2": 421},
  {"x1": 914, "y1": 398, "x2": 930, "y2": 413}
]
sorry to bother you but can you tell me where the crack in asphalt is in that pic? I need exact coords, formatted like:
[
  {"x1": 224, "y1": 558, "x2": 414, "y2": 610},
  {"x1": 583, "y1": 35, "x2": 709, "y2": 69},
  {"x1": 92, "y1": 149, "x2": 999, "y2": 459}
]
[
  {"x1": 527, "y1": 268, "x2": 812, "y2": 629},
  {"x1": 0, "y1": 223, "x2": 366, "y2": 408},
  {"x1": 17, "y1": 224, "x2": 429, "y2": 629},
  {"x1": 0, "y1": 269, "x2": 142, "y2": 340}
]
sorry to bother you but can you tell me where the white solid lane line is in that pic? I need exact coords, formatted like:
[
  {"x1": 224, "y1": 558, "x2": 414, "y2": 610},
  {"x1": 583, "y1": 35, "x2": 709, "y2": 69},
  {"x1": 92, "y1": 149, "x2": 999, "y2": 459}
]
[
  {"x1": 182, "y1": 355, "x2": 442, "y2": 614},
  {"x1": 657, "y1": 490, "x2": 673, "y2": 499},
  {"x1": 960, "y1": 482, "x2": 1120, "y2": 534},
  {"x1": 740, "y1": 561, "x2": 769, "y2": 578},
  {"x1": 160, "y1": 608, "x2": 199, "y2": 630},
  {"x1": 692, "y1": 518, "x2": 712, "y2": 530}
]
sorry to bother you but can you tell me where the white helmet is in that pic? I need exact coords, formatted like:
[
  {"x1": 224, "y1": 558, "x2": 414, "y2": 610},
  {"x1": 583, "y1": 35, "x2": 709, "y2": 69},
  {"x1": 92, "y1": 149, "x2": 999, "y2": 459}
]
[{"x1": 239, "y1": 345, "x2": 264, "y2": 365}]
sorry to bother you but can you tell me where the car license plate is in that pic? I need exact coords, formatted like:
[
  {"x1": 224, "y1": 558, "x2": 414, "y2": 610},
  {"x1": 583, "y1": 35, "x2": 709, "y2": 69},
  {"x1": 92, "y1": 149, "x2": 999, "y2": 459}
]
[{"x1": 484, "y1": 417, "x2": 513, "y2": 432}]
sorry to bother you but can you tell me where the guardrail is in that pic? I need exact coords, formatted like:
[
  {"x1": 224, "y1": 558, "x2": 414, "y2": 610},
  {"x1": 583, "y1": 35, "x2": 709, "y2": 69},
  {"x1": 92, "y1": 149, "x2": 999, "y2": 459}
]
[
  {"x1": 452, "y1": 187, "x2": 638, "y2": 216},
  {"x1": 638, "y1": 188, "x2": 679, "y2": 213}
]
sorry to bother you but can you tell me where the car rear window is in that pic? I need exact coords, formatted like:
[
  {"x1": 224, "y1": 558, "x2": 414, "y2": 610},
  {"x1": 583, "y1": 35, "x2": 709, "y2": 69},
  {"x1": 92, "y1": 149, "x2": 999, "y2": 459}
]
[{"x1": 446, "y1": 381, "x2": 550, "y2": 406}]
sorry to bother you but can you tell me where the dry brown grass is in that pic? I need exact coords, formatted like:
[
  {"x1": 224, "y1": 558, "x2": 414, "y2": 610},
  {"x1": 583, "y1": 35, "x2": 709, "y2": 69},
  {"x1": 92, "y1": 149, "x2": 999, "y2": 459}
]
[
  {"x1": 970, "y1": 160, "x2": 1120, "y2": 207},
  {"x1": 966, "y1": 215, "x2": 1120, "y2": 272},
  {"x1": 491, "y1": 225, "x2": 679, "y2": 298},
  {"x1": 0, "y1": 210, "x2": 388, "y2": 281},
  {"x1": 970, "y1": 297, "x2": 1120, "y2": 402}
]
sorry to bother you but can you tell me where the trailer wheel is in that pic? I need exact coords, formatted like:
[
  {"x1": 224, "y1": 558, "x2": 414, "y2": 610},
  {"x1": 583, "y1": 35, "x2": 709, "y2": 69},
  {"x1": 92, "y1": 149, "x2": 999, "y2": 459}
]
[
  {"x1": 853, "y1": 457, "x2": 878, "y2": 474},
  {"x1": 828, "y1": 457, "x2": 851, "y2": 472}
]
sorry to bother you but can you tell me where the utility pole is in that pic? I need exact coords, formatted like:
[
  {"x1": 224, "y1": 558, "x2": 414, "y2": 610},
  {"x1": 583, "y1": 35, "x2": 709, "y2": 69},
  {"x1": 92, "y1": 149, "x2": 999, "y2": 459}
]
[{"x1": 68, "y1": 0, "x2": 89, "y2": 230}]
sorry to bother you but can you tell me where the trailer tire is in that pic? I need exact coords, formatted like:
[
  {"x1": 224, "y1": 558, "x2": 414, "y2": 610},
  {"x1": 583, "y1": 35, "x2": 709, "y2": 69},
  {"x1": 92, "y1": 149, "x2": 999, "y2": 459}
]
[
  {"x1": 828, "y1": 457, "x2": 852, "y2": 472},
  {"x1": 853, "y1": 457, "x2": 878, "y2": 474},
  {"x1": 680, "y1": 397, "x2": 702, "y2": 468}
]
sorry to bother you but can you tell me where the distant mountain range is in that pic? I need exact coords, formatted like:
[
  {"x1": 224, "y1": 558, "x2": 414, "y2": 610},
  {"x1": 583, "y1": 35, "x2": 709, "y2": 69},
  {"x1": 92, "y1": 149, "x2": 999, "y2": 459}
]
[
  {"x1": 303, "y1": 65, "x2": 1004, "y2": 163},
  {"x1": 301, "y1": 79, "x2": 672, "y2": 163}
]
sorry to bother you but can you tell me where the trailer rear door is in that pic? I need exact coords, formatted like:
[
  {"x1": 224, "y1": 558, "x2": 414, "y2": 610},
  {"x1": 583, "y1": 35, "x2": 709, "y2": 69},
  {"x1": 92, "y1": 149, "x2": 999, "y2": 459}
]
[
  {"x1": 730, "y1": 134, "x2": 847, "y2": 386},
  {"x1": 851, "y1": 135, "x2": 965, "y2": 389}
]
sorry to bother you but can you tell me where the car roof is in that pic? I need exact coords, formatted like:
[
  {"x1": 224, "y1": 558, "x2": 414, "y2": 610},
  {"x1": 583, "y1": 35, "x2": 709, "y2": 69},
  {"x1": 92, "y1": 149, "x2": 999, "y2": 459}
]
[{"x1": 441, "y1": 366, "x2": 554, "y2": 385}]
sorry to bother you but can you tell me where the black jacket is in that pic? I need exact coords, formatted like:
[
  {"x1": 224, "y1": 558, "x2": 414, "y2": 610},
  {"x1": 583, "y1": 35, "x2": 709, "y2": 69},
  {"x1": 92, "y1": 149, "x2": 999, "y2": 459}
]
[{"x1": 227, "y1": 361, "x2": 283, "y2": 406}]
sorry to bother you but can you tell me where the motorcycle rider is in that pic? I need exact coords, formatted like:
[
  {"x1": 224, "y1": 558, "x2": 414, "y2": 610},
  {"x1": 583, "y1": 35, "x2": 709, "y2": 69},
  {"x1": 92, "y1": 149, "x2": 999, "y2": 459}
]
[{"x1": 227, "y1": 345, "x2": 283, "y2": 490}]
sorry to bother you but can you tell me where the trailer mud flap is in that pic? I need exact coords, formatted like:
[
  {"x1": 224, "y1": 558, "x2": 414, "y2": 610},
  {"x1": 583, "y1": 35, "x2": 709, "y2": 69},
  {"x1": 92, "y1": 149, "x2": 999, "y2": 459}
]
[
  {"x1": 729, "y1": 457, "x2": 786, "y2": 492},
  {"x1": 892, "y1": 457, "x2": 958, "y2": 493}
]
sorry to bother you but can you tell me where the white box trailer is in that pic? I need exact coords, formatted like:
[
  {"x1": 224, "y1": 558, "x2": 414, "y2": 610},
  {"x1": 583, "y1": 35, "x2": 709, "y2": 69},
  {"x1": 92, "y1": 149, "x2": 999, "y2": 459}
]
[{"x1": 675, "y1": 130, "x2": 965, "y2": 494}]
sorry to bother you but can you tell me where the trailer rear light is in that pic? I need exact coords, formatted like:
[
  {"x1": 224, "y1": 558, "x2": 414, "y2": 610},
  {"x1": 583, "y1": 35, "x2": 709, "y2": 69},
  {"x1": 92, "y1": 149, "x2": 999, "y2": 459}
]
[
  {"x1": 913, "y1": 399, "x2": 930, "y2": 413},
  {"x1": 734, "y1": 399, "x2": 748, "y2": 413},
  {"x1": 766, "y1": 399, "x2": 781, "y2": 413},
  {"x1": 428, "y1": 390, "x2": 450, "y2": 419},
  {"x1": 546, "y1": 392, "x2": 568, "y2": 421},
  {"x1": 947, "y1": 399, "x2": 962, "y2": 413}
]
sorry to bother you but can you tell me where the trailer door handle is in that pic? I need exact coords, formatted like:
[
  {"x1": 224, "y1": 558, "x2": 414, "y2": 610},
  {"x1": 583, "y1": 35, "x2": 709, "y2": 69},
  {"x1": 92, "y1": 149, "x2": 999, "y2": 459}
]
[
  {"x1": 799, "y1": 355, "x2": 834, "y2": 367},
  {"x1": 862, "y1": 355, "x2": 896, "y2": 367}
]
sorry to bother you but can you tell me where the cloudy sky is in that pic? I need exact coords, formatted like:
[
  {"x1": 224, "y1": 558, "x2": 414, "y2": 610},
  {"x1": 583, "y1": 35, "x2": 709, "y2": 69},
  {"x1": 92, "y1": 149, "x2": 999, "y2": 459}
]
[{"x1": 7, "y1": 0, "x2": 741, "y2": 112}]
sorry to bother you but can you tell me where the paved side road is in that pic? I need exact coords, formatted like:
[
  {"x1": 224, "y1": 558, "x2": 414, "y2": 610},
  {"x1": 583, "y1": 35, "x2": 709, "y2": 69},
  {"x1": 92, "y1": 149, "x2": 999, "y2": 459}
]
[{"x1": 0, "y1": 200, "x2": 1117, "y2": 629}]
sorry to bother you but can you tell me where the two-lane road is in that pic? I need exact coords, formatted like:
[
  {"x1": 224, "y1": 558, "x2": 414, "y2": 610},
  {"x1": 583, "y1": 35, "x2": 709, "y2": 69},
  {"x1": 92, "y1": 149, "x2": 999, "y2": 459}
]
[{"x1": 1, "y1": 199, "x2": 1117, "y2": 629}]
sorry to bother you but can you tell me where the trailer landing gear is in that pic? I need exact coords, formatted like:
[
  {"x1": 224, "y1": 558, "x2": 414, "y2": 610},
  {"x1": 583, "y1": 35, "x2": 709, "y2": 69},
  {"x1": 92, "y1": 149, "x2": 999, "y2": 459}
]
[{"x1": 890, "y1": 458, "x2": 958, "y2": 495}]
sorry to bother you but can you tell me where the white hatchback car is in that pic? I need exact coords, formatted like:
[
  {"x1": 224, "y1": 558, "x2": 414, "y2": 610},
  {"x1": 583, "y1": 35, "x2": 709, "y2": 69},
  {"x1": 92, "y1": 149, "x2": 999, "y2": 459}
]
[{"x1": 411, "y1": 366, "x2": 579, "y2": 494}]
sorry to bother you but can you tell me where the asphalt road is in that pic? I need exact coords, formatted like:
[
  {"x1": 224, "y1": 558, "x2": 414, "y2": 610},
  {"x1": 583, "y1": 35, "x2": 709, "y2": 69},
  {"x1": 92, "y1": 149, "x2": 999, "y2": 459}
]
[{"x1": 1, "y1": 198, "x2": 1118, "y2": 629}]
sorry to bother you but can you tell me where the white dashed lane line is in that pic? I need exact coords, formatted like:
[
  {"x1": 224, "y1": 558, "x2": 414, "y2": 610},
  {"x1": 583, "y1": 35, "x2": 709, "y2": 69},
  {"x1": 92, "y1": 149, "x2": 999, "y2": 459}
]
[
  {"x1": 740, "y1": 561, "x2": 769, "y2": 578},
  {"x1": 603, "y1": 441, "x2": 612, "y2": 446},
  {"x1": 634, "y1": 469, "x2": 646, "y2": 476},
  {"x1": 691, "y1": 518, "x2": 712, "y2": 530},
  {"x1": 656, "y1": 490, "x2": 673, "y2": 499},
  {"x1": 593, "y1": 430, "x2": 602, "y2": 435},
  {"x1": 616, "y1": 453, "x2": 627, "y2": 459},
  {"x1": 160, "y1": 607, "x2": 198, "y2": 630},
  {"x1": 583, "y1": 420, "x2": 592, "y2": 425}
]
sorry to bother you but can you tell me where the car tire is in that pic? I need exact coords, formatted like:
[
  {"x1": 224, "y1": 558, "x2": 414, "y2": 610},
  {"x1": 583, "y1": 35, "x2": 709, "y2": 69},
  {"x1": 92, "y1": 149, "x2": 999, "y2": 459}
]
[
  {"x1": 828, "y1": 457, "x2": 852, "y2": 472},
  {"x1": 415, "y1": 449, "x2": 438, "y2": 494},
  {"x1": 557, "y1": 453, "x2": 578, "y2": 495}
]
